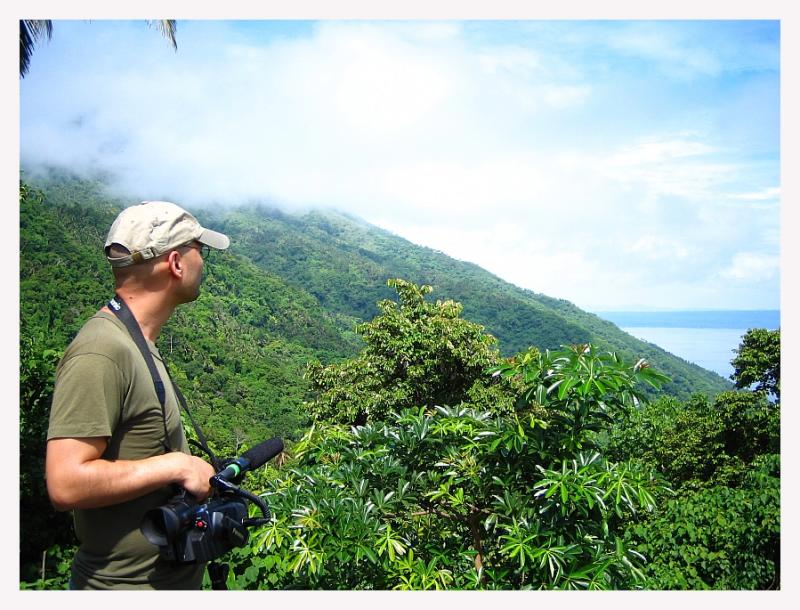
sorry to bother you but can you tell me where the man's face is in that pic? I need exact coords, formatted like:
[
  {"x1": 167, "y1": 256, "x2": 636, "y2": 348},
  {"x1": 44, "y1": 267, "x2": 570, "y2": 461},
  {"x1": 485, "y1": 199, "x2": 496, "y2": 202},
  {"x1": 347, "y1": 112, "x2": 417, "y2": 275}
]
[{"x1": 176, "y1": 242, "x2": 206, "y2": 303}]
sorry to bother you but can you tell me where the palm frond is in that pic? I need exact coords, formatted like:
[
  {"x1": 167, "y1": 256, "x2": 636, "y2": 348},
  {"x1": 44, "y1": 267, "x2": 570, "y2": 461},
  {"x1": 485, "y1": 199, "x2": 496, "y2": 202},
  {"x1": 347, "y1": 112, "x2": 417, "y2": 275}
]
[
  {"x1": 147, "y1": 19, "x2": 177, "y2": 51},
  {"x1": 20, "y1": 19, "x2": 52, "y2": 78},
  {"x1": 21, "y1": 19, "x2": 177, "y2": 79}
]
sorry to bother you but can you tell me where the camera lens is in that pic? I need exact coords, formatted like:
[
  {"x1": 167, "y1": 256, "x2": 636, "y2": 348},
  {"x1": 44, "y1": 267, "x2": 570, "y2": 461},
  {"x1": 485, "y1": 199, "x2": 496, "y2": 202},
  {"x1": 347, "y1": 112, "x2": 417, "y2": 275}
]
[
  {"x1": 141, "y1": 506, "x2": 182, "y2": 545},
  {"x1": 141, "y1": 497, "x2": 197, "y2": 546}
]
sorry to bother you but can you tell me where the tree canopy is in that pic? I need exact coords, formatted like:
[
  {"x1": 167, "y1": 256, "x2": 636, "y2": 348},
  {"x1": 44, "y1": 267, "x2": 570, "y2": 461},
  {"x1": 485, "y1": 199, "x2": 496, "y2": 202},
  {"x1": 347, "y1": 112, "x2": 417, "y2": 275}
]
[
  {"x1": 306, "y1": 279, "x2": 518, "y2": 426},
  {"x1": 731, "y1": 328, "x2": 780, "y2": 399}
]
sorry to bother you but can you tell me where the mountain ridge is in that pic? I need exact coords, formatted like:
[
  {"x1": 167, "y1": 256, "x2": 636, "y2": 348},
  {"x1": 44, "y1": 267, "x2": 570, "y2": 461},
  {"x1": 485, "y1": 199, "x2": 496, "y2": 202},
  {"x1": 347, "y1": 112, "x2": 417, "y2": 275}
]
[
  {"x1": 204, "y1": 202, "x2": 731, "y2": 398},
  {"x1": 20, "y1": 167, "x2": 732, "y2": 427}
]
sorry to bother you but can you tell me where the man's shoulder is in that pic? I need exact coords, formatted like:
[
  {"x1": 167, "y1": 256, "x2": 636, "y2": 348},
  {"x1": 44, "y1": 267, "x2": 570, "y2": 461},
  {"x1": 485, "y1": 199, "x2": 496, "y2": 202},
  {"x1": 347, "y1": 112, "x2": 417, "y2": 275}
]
[{"x1": 62, "y1": 312, "x2": 133, "y2": 362}]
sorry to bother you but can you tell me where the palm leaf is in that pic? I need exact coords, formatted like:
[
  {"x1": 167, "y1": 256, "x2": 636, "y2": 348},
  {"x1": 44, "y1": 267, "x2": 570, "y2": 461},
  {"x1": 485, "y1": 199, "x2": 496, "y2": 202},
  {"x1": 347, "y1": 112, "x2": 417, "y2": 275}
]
[
  {"x1": 21, "y1": 19, "x2": 177, "y2": 79},
  {"x1": 147, "y1": 19, "x2": 177, "y2": 51},
  {"x1": 20, "y1": 19, "x2": 52, "y2": 77}
]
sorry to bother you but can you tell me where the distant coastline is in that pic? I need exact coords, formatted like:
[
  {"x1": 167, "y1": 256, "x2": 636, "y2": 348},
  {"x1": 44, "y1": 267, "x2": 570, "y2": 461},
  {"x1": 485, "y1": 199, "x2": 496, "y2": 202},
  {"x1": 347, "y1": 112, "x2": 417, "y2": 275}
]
[
  {"x1": 593, "y1": 310, "x2": 780, "y2": 379},
  {"x1": 594, "y1": 310, "x2": 780, "y2": 330}
]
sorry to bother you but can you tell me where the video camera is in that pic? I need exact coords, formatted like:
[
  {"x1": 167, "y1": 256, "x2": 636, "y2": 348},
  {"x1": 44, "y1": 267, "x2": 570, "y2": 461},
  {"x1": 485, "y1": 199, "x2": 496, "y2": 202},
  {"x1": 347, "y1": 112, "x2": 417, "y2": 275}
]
[{"x1": 140, "y1": 437, "x2": 284, "y2": 564}]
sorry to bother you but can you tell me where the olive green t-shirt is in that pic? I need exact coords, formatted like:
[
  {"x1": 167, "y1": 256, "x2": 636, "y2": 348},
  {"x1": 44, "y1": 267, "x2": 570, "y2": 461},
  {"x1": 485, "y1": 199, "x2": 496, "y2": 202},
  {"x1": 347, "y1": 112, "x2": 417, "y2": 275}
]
[{"x1": 47, "y1": 311, "x2": 205, "y2": 590}]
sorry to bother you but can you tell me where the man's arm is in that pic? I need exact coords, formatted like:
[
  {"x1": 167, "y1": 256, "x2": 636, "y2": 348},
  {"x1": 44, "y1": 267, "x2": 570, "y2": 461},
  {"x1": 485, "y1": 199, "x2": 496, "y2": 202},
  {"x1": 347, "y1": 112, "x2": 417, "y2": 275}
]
[{"x1": 45, "y1": 437, "x2": 216, "y2": 511}]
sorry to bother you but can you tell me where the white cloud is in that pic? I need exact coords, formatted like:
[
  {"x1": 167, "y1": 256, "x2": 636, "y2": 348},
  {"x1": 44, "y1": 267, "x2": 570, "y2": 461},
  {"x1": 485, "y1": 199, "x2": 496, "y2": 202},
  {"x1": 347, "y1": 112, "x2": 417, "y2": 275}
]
[
  {"x1": 309, "y1": 23, "x2": 457, "y2": 135},
  {"x1": 719, "y1": 252, "x2": 780, "y2": 282},
  {"x1": 606, "y1": 138, "x2": 717, "y2": 166},
  {"x1": 478, "y1": 47, "x2": 542, "y2": 76},
  {"x1": 607, "y1": 27, "x2": 721, "y2": 77},
  {"x1": 595, "y1": 21, "x2": 778, "y2": 80},
  {"x1": 19, "y1": 20, "x2": 780, "y2": 311},
  {"x1": 731, "y1": 186, "x2": 781, "y2": 201},
  {"x1": 597, "y1": 137, "x2": 744, "y2": 206},
  {"x1": 542, "y1": 84, "x2": 592, "y2": 108},
  {"x1": 628, "y1": 236, "x2": 691, "y2": 261}
]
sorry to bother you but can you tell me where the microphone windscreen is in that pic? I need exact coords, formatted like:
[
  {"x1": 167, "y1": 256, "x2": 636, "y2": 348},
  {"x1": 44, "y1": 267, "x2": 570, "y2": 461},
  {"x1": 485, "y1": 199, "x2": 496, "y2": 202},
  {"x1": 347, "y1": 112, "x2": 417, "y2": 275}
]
[{"x1": 242, "y1": 437, "x2": 284, "y2": 470}]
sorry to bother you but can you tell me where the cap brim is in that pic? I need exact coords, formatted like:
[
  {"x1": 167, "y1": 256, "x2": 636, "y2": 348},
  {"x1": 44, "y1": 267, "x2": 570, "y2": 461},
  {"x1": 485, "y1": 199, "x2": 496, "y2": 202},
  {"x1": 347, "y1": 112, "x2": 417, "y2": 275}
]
[{"x1": 198, "y1": 228, "x2": 230, "y2": 251}]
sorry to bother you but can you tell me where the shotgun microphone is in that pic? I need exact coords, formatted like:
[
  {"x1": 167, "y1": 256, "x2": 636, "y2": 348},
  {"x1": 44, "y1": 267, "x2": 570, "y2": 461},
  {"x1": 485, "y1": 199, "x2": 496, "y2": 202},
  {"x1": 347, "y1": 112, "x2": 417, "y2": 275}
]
[{"x1": 213, "y1": 437, "x2": 284, "y2": 483}]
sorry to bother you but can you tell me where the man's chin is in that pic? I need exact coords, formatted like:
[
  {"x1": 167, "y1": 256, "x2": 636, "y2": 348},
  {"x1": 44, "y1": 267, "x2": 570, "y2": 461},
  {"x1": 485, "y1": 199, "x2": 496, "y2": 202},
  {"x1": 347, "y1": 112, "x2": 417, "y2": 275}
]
[{"x1": 178, "y1": 287, "x2": 201, "y2": 305}]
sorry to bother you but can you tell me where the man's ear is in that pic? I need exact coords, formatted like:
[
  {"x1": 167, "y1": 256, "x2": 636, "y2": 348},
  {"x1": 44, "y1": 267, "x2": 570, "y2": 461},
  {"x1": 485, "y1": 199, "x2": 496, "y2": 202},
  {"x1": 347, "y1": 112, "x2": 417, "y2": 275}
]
[{"x1": 166, "y1": 250, "x2": 183, "y2": 278}]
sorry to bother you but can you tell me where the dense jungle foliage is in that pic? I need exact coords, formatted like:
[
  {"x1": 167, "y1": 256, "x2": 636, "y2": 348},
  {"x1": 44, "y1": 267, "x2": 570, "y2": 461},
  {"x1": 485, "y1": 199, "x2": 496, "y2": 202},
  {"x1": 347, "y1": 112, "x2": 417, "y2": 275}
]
[
  {"x1": 25, "y1": 168, "x2": 731, "y2": 400},
  {"x1": 19, "y1": 171, "x2": 778, "y2": 590},
  {"x1": 210, "y1": 203, "x2": 730, "y2": 400}
]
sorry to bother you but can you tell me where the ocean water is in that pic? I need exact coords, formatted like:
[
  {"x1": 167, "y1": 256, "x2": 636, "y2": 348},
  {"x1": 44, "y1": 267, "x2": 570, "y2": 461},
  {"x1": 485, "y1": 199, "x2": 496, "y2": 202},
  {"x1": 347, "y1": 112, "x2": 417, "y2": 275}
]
[{"x1": 595, "y1": 311, "x2": 780, "y2": 379}]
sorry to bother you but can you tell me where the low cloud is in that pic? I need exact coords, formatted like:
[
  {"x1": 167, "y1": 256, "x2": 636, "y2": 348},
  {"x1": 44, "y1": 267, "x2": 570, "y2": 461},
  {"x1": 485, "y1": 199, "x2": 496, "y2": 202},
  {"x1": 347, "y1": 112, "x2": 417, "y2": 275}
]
[
  {"x1": 19, "y1": 20, "x2": 780, "y2": 310},
  {"x1": 720, "y1": 252, "x2": 780, "y2": 282}
]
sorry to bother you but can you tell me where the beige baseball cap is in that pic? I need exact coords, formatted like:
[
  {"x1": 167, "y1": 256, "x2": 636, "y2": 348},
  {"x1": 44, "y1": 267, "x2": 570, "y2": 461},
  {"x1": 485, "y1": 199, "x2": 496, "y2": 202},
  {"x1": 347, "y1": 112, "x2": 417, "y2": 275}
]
[{"x1": 105, "y1": 200, "x2": 230, "y2": 268}]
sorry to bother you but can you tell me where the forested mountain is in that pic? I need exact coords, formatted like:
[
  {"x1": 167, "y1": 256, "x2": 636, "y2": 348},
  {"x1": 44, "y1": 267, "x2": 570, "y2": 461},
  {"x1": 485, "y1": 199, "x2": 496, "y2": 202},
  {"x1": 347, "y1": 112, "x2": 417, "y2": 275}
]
[
  {"x1": 21, "y1": 167, "x2": 730, "y2": 435},
  {"x1": 207, "y1": 196, "x2": 730, "y2": 400}
]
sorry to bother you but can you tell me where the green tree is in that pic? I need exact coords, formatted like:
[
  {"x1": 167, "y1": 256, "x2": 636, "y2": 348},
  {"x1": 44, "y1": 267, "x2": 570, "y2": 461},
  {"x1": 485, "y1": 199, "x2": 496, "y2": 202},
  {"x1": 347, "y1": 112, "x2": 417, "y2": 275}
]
[
  {"x1": 494, "y1": 344, "x2": 669, "y2": 457},
  {"x1": 19, "y1": 330, "x2": 77, "y2": 584},
  {"x1": 625, "y1": 455, "x2": 779, "y2": 589},
  {"x1": 731, "y1": 328, "x2": 780, "y2": 399},
  {"x1": 306, "y1": 279, "x2": 518, "y2": 426},
  {"x1": 607, "y1": 329, "x2": 781, "y2": 589}
]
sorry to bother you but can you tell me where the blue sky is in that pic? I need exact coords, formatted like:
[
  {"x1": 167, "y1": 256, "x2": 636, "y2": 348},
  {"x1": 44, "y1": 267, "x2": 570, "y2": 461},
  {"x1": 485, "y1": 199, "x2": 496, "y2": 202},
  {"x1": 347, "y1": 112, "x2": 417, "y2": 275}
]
[{"x1": 19, "y1": 19, "x2": 781, "y2": 311}]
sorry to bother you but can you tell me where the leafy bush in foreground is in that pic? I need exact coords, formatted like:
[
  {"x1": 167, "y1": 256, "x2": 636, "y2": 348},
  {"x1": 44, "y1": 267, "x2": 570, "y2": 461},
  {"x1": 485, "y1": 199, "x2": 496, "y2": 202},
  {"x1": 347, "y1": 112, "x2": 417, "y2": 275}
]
[{"x1": 226, "y1": 342, "x2": 670, "y2": 590}]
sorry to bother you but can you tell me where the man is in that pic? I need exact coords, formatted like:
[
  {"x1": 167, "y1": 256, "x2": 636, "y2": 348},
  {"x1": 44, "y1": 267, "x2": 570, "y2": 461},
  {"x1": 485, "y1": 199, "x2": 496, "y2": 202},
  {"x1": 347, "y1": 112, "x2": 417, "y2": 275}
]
[{"x1": 46, "y1": 200, "x2": 229, "y2": 589}]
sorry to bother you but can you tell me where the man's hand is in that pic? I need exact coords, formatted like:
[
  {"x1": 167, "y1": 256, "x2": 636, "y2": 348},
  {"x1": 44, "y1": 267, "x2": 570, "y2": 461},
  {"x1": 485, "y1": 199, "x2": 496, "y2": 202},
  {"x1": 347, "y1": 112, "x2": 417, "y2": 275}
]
[{"x1": 172, "y1": 453, "x2": 216, "y2": 501}]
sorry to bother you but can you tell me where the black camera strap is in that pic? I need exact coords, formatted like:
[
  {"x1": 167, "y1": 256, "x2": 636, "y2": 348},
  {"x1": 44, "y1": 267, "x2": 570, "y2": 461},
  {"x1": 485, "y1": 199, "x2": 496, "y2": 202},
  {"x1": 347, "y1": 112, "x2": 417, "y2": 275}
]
[{"x1": 108, "y1": 295, "x2": 220, "y2": 468}]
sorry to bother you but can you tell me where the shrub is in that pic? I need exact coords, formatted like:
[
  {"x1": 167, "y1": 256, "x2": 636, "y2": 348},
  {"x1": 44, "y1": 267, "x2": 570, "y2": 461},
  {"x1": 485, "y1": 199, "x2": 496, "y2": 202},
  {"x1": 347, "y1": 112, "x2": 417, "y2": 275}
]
[{"x1": 233, "y1": 342, "x2": 670, "y2": 589}]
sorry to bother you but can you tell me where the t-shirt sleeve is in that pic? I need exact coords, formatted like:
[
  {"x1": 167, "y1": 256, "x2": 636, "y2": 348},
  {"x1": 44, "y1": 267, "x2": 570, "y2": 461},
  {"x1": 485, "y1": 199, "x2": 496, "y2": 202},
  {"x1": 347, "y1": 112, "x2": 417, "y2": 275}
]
[{"x1": 47, "y1": 352, "x2": 127, "y2": 441}]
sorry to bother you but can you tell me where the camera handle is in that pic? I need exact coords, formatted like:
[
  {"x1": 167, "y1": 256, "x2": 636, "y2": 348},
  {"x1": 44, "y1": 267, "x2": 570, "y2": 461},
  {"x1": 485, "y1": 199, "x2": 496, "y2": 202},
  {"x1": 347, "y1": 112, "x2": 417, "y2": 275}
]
[
  {"x1": 198, "y1": 477, "x2": 272, "y2": 590},
  {"x1": 207, "y1": 561, "x2": 229, "y2": 590},
  {"x1": 209, "y1": 476, "x2": 272, "y2": 527}
]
